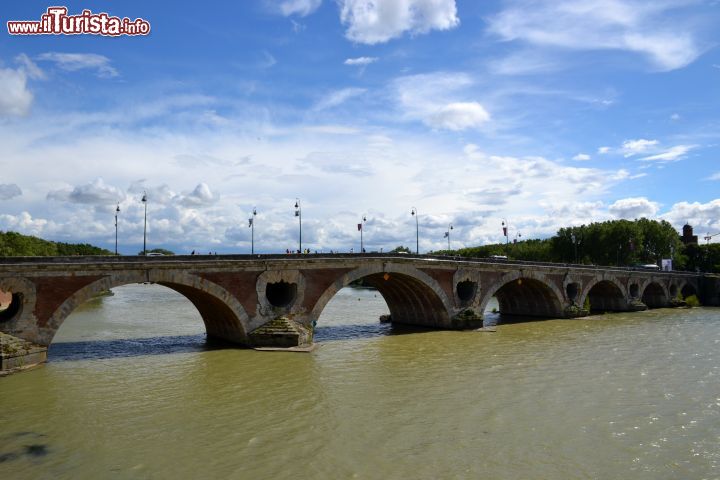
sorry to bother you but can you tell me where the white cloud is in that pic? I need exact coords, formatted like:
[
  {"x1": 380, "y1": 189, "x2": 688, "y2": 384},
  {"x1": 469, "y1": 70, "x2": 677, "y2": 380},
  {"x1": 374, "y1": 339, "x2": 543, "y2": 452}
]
[
  {"x1": 609, "y1": 197, "x2": 659, "y2": 219},
  {"x1": 314, "y1": 87, "x2": 366, "y2": 110},
  {"x1": 573, "y1": 153, "x2": 590, "y2": 161},
  {"x1": 47, "y1": 178, "x2": 126, "y2": 205},
  {"x1": 427, "y1": 102, "x2": 490, "y2": 131},
  {"x1": 178, "y1": 183, "x2": 217, "y2": 207},
  {"x1": 708, "y1": 172, "x2": 720, "y2": 181},
  {"x1": 621, "y1": 138, "x2": 658, "y2": 157},
  {"x1": 488, "y1": 50, "x2": 562, "y2": 76},
  {"x1": 15, "y1": 54, "x2": 45, "y2": 80},
  {"x1": 488, "y1": 0, "x2": 703, "y2": 71},
  {"x1": 662, "y1": 200, "x2": 720, "y2": 232},
  {"x1": 598, "y1": 146, "x2": 611, "y2": 154},
  {"x1": 339, "y1": 0, "x2": 459, "y2": 44},
  {"x1": 0, "y1": 184, "x2": 22, "y2": 200},
  {"x1": 392, "y1": 72, "x2": 490, "y2": 130},
  {"x1": 302, "y1": 125, "x2": 360, "y2": 135},
  {"x1": 259, "y1": 51, "x2": 277, "y2": 69},
  {"x1": 344, "y1": 56, "x2": 378, "y2": 66},
  {"x1": 37, "y1": 52, "x2": 118, "y2": 78},
  {"x1": 0, "y1": 65, "x2": 33, "y2": 116},
  {"x1": 640, "y1": 144, "x2": 696, "y2": 162},
  {"x1": 277, "y1": 0, "x2": 322, "y2": 16},
  {"x1": 0, "y1": 212, "x2": 51, "y2": 237}
]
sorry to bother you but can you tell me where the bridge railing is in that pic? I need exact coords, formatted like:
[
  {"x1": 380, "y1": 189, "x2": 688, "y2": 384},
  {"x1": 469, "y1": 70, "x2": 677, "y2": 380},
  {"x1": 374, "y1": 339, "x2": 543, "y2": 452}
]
[{"x1": 0, "y1": 252, "x2": 706, "y2": 276}]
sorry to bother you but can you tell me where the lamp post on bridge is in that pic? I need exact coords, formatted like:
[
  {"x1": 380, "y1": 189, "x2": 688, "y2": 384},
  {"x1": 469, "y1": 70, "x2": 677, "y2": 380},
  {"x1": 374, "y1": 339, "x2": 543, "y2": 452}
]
[
  {"x1": 248, "y1": 207, "x2": 257, "y2": 254},
  {"x1": 114, "y1": 204, "x2": 120, "y2": 255},
  {"x1": 359, "y1": 215, "x2": 366, "y2": 254},
  {"x1": 411, "y1": 207, "x2": 419, "y2": 254},
  {"x1": 141, "y1": 192, "x2": 147, "y2": 256},
  {"x1": 571, "y1": 232, "x2": 581, "y2": 264},
  {"x1": 444, "y1": 224, "x2": 453, "y2": 250},
  {"x1": 502, "y1": 219, "x2": 509, "y2": 252},
  {"x1": 294, "y1": 199, "x2": 302, "y2": 253}
]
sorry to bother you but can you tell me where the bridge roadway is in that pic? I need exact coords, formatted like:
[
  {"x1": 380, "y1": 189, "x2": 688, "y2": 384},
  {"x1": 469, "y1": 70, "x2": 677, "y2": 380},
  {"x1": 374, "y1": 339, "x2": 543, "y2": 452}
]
[{"x1": 0, "y1": 254, "x2": 716, "y2": 359}]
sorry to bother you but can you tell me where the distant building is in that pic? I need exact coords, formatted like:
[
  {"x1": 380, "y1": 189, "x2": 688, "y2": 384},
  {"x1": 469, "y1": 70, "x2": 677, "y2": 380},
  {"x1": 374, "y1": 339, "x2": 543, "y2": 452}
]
[{"x1": 681, "y1": 224, "x2": 698, "y2": 245}]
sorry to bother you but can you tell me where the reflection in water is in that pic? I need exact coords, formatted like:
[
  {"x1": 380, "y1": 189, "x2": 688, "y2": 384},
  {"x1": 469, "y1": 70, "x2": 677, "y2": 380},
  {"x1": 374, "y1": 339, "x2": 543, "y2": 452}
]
[
  {"x1": 49, "y1": 334, "x2": 213, "y2": 362},
  {"x1": 1, "y1": 284, "x2": 719, "y2": 479}
]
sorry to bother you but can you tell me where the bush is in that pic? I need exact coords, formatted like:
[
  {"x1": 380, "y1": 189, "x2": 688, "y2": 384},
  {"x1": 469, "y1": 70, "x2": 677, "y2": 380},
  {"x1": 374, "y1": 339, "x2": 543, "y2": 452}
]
[{"x1": 684, "y1": 294, "x2": 701, "y2": 307}]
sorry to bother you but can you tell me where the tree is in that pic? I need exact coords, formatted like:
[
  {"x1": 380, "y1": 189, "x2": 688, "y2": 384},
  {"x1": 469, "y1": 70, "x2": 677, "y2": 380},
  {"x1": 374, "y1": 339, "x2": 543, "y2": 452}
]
[
  {"x1": 0, "y1": 231, "x2": 112, "y2": 256},
  {"x1": 389, "y1": 245, "x2": 411, "y2": 253}
]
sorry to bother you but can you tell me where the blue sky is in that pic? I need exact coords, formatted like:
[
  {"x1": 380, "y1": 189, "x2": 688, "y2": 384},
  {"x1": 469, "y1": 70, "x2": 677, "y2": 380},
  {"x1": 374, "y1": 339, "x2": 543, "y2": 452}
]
[{"x1": 1, "y1": 0, "x2": 719, "y2": 254}]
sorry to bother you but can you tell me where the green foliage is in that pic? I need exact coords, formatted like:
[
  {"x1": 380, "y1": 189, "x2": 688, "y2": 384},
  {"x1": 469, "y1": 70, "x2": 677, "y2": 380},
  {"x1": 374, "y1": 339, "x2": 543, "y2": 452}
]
[
  {"x1": 684, "y1": 294, "x2": 701, "y2": 307},
  {"x1": 679, "y1": 243, "x2": 720, "y2": 273},
  {"x1": 583, "y1": 296, "x2": 591, "y2": 311},
  {"x1": 433, "y1": 218, "x2": 718, "y2": 272},
  {"x1": 389, "y1": 245, "x2": 411, "y2": 253},
  {"x1": 0, "y1": 231, "x2": 112, "y2": 257}
]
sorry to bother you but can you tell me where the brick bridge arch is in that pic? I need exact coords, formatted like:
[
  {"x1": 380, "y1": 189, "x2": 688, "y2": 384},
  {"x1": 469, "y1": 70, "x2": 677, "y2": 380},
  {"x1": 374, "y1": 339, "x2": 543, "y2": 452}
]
[
  {"x1": 638, "y1": 279, "x2": 670, "y2": 309},
  {"x1": 579, "y1": 278, "x2": 628, "y2": 312},
  {"x1": 0, "y1": 270, "x2": 250, "y2": 347},
  {"x1": 479, "y1": 271, "x2": 565, "y2": 319},
  {"x1": 309, "y1": 263, "x2": 454, "y2": 328}
]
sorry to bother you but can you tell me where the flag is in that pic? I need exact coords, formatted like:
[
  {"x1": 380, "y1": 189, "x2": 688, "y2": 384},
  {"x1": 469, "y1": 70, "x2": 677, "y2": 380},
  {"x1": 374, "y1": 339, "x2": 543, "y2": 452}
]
[
  {"x1": 502, "y1": 226, "x2": 507, "y2": 236},
  {"x1": 248, "y1": 218, "x2": 253, "y2": 227},
  {"x1": 444, "y1": 232, "x2": 449, "y2": 238},
  {"x1": 357, "y1": 223, "x2": 362, "y2": 231}
]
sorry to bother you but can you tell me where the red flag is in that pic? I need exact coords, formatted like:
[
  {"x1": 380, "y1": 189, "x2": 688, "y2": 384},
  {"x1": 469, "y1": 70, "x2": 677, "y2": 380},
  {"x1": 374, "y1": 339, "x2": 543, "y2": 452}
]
[{"x1": 357, "y1": 223, "x2": 362, "y2": 231}]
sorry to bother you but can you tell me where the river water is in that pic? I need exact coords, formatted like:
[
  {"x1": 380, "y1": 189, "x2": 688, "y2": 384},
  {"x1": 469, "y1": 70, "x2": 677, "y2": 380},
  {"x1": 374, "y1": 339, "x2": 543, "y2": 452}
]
[{"x1": 1, "y1": 284, "x2": 719, "y2": 479}]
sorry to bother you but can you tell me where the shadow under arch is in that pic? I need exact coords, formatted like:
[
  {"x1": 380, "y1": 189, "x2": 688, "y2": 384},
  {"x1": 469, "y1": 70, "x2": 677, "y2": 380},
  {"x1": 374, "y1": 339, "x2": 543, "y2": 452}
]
[
  {"x1": 44, "y1": 271, "x2": 250, "y2": 347},
  {"x1": 680, "y1": 281, "x2": 698, "y2": 299},
  {"x1": 581, "y1": 279, "x2": 628, "y2": 313},
  {"x1": 310, "y1": 264, "x2": 453, "y2": 329},
  {"x1": 641, "y1": 281, "x2": 669, "y2": 309},
  {"x1": 479, "y1": 271, "x2": 564, "y2": 319}
]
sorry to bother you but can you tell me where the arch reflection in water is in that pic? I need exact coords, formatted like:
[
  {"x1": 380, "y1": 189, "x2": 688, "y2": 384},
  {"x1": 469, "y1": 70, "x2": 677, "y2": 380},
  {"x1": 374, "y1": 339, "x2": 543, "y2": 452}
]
[
  {"x1": 49, "y1": 283, "x2": 212, "y2": 362},
  {"x1": 314, "y1": 286, "x2": 394, "y2": 342}
]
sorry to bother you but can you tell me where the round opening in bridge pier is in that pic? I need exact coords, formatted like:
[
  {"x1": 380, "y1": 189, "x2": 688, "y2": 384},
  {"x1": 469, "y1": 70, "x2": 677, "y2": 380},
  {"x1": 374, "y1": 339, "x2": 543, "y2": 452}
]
[
  {"x1": 566, "y1": 283, "x2": 579, "y2": 302},
  {"x1": 0, "y1": 292, "x2": 23, "y2": 322},
  {"x1": 266, "y1": 281, "x2": 297, "y2": 308},
  {"x1": 456, "y1": 280, "x2": 477, "y2": 305},
  {"x1": 629, "y1": 283, "x2": 640, "y2": 298},
  {"x1": 681, "y1": 284, "x2": 697, "y2": 299}
]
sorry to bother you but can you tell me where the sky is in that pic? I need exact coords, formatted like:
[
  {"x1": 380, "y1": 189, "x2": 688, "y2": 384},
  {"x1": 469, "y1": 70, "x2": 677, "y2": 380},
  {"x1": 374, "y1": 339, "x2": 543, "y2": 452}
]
[{"x1": 1, "y1": 0, "x2": 719, "y2": 254}]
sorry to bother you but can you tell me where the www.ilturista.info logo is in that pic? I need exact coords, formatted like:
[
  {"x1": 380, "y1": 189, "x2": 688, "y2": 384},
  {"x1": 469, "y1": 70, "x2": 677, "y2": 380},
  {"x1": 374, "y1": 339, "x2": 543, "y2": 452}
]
[{"x1": 7, "y1": 7, "x2": 151, "y2": 36}]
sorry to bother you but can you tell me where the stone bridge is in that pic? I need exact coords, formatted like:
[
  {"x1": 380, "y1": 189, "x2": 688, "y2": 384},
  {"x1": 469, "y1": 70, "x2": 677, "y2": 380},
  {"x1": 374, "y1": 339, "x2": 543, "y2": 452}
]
[{"x1": 1, "y1": 254, "x2": 716, "y2": 364}]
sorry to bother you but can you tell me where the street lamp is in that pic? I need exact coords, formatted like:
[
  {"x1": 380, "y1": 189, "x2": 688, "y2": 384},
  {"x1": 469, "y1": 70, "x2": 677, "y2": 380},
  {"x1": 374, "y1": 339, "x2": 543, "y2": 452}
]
[
  {"x1": 444, "y1": 224, "x2": 453, "y2": 250},
  {"x1": 411, "y1": 207, "x2": 419, "y2": 254},
  {"x1": 502, "y1": 219, "x2": 509, "y2": 250},
  {"x1": 571, "y1": 232, "x2": 581, "y2": 263},
  {"x1": 141, "y1": 192, "x2": 147, "y2": 256},
  {"x1": 114, "y1": 204, "x2": 120, "y2": 255},
  {"x1": 359, "y1": 215, "x2": 367, "y2": 253},
  {"x1": 294, "y1": 199, "x2": 302, "y2": 253},
  {"x1": 248, "y1": 207, "x2": 257, "y2": 254}
]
